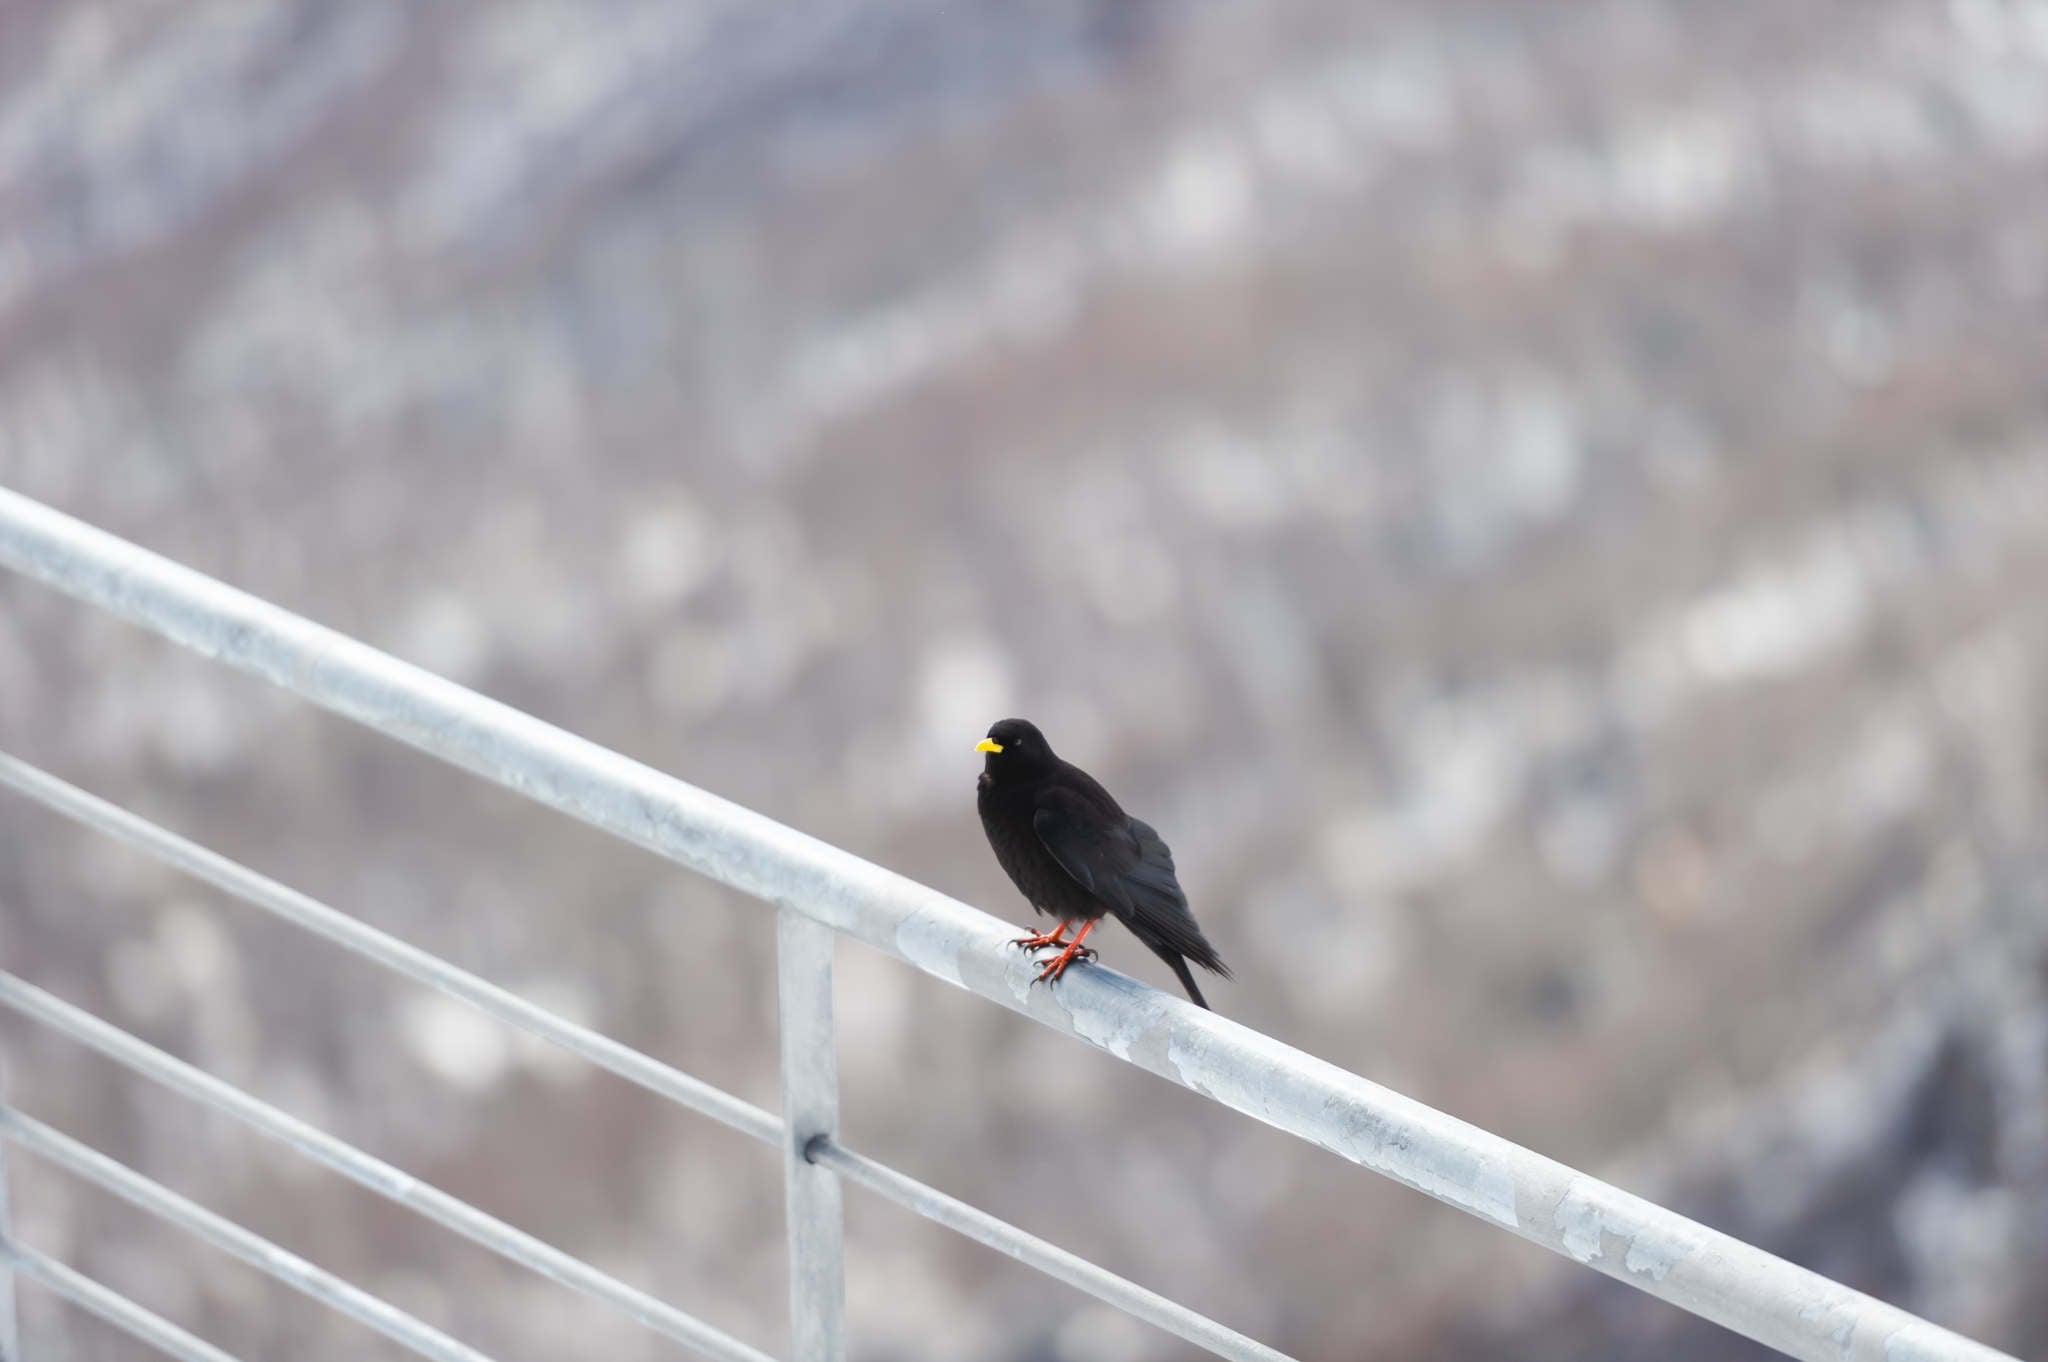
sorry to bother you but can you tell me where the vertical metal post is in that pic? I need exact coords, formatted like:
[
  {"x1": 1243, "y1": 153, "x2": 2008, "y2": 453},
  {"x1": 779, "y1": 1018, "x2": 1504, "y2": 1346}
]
[{"x1": 776, "y1": 909, "x2": 843, "y2": 1362}]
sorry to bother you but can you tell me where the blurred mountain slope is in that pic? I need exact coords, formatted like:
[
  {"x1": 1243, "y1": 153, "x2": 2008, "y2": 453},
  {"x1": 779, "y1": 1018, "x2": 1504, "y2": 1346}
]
[{"x1": 2, "y1": 2, "x2": 2046, "y2": 1359}]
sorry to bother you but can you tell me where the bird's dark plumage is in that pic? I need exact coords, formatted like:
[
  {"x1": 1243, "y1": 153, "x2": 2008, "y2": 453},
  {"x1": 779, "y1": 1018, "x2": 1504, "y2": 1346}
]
[{"x1": 976, "y1": 717, "x2": 1230, "y2": 1008}]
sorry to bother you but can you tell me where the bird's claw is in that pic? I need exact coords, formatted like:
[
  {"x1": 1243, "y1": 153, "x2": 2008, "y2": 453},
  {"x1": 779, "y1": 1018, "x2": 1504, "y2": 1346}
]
[
  {"x1": 1010, "y1": 931, "x2": 1069, "y2": 952},
  {"x1": 1029, "y1": 945, "x2": 1096, "y2": 987}
]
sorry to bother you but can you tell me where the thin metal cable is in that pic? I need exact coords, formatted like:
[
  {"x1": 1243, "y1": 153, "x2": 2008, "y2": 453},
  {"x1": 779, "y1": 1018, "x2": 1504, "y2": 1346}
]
[
  {"x1": 0, "y1": 751, "x2": 781, "y2": 1149},
  {"x1": 0, "y1": 974, "x2": 778, "y2": 1362},
  {"x1": 0, "y1": 1108, "x2": 499, "y2": 1362},
  {"x1": 812, "y1": 1139, "x2": 1295, "y2": 1362},
  {"x1": 1, "y1": 1240, "x2": 244, "y2": 1362}
]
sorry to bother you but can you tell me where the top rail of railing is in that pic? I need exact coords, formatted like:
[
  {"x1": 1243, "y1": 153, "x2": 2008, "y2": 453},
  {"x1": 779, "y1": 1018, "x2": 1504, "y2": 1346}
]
[{"x1": 0, "y1": 485, "x2": 2018, "y2": 1362}]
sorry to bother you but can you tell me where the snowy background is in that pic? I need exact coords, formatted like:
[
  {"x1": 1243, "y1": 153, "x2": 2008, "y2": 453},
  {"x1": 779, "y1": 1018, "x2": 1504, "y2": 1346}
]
[{"x1": 3, "y1": 2, "x2": 2048, "y2": 1359}]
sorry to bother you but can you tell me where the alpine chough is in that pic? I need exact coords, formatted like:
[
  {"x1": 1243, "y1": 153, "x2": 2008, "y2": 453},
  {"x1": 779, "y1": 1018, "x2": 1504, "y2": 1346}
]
[{"x1": 975, "y1": 717, "x2": 1230, "y2": 1008}]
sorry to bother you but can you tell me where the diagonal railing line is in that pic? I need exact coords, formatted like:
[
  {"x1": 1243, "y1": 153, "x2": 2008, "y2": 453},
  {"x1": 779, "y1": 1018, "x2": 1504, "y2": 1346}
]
[
  {"x1": 0, "y1": 486, "x2": 2021, "y2": 1362},
  {"x1": 0, "y1": 973, "x2": 778, "y2": 1362},
  {"x1": 0, "y1": 1108, "x2": 499, "y2": 1362},
  {"x1": 0, "y1": 751, "x2": 1301, "y2": 1362},
  {"x1": 0, "y1": 1241, "x2": 244, "y2": 1362},
  {"x1": 0, "y1": 750, "x2": 782, "y2": 1150},
  {"x1": 810, "y1": 1138, "x2": 1291, "y2": 1362}
]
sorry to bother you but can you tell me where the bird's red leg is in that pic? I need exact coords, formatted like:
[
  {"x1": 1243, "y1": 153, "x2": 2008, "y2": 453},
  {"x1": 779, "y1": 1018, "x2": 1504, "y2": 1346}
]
[
  {"x1": 1011, "y1": 921, "x2": 1070, "y2": 951},
  {"x1": 1033, "y1": 920, "x2": 1099, "y2": 985}
]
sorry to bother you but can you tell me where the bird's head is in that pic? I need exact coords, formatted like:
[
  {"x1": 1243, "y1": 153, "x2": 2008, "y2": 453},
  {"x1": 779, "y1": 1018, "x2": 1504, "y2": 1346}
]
[{"x1": 975, "y1": 717, "x2": 1056, "y2": 782}]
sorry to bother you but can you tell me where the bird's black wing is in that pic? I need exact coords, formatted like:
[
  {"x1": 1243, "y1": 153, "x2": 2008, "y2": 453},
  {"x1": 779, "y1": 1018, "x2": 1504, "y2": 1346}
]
[
  {"x1": 1031, "y1": 792, "x2": 1229, "y2": 979},
  {"x1": 1029, "y1": 785, "x2": 1143, "y2": 910}
]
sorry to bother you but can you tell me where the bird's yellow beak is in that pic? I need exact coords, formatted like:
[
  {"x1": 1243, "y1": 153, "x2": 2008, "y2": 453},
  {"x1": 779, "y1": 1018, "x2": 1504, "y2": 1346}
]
[{"x1": 975, "y1": 738, "x2": 1004, "y2": 754}]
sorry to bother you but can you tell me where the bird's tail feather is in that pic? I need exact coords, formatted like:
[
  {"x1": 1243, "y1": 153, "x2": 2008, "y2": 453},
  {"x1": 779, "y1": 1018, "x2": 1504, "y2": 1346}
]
[{"x1": 1165, "y1": 954, "x2": 1210, "y2": 1010}]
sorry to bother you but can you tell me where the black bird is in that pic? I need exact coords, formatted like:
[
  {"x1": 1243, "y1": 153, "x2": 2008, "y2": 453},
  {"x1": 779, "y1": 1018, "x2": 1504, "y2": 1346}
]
[{"x1": 975, "y1": 717, "x2": 1230, "y2": 1008}]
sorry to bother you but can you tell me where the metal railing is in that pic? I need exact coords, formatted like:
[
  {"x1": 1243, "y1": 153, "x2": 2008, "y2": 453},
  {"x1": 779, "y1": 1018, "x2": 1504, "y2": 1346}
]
[{"x1": 0, "y1": 484, "x2": 2020, "y2": 1362}]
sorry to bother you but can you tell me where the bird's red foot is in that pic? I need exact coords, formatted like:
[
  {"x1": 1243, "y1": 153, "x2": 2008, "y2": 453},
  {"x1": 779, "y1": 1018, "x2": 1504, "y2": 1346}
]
[
  {"x1": 1029, "y1": 923, "x2": 1099, "y2": 986},
  {"x1": 1011, "y1": 927, "x2": 1070, "y2": 952},
  {"x1": 1032, "y1": 942, "x2": 1096, "y2": 986}
]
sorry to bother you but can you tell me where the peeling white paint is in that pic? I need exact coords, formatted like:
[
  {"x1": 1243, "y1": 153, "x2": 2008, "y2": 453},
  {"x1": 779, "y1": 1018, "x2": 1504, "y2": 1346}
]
[
  {"x1": 892, "y1": 912, "x2": 965, "y2": 987},
  {"x1": 1069, "y1": 995, "x2": 1158, "y2": 1062},
  {"x1": 1624, "y1": 1233, "x2": 1679, "y2": 1281},
  {"x1": 1556, "y1": 1181, "x2": 1605, "y2": 1263},
  {"x1": 1888, "y1": 1328, "x2": 1952, "y2": 1362},
  {"x1": 1801, "y1": 1296, "x2": 1858, "y2": 1353},
  {"x1": 1338, "y1": 1124, "x2": 1520, "y2": 1230},
  {"x1": 1166, "y1": 1029, "x2": 1520, "y2": 1228}
]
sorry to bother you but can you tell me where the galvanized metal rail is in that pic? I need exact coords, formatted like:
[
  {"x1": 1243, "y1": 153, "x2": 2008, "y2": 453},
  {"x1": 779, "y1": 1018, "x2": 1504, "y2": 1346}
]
[
  {"x1": 0, "y1": 484, "x2": 2020, "y2": 1362},
  {"x1": 0, "y1": 753, "x2": 1282, "y2": 1361}
]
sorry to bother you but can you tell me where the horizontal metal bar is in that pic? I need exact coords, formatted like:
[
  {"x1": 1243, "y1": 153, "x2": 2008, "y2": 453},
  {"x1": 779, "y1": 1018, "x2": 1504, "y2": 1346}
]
[
  {"x1": 0, "y1": 1107, "x2": 498, "y2": 1362},
  {"x1": 2, "y1": 1239, "x2": 244, "y2": 1362},
  {"x1": 812, "y1": 1139, "x2": 1293, "y2": 1362},
  {"x1": 0, "y1": 973, "x2": 779, "y2": 1362},
  {"x1": 0, "y1": 487, "x2": 2019, "y2": 1362},
  {"x1": 0, "y1": 750, "x2": 781, "y2": 1150}
]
